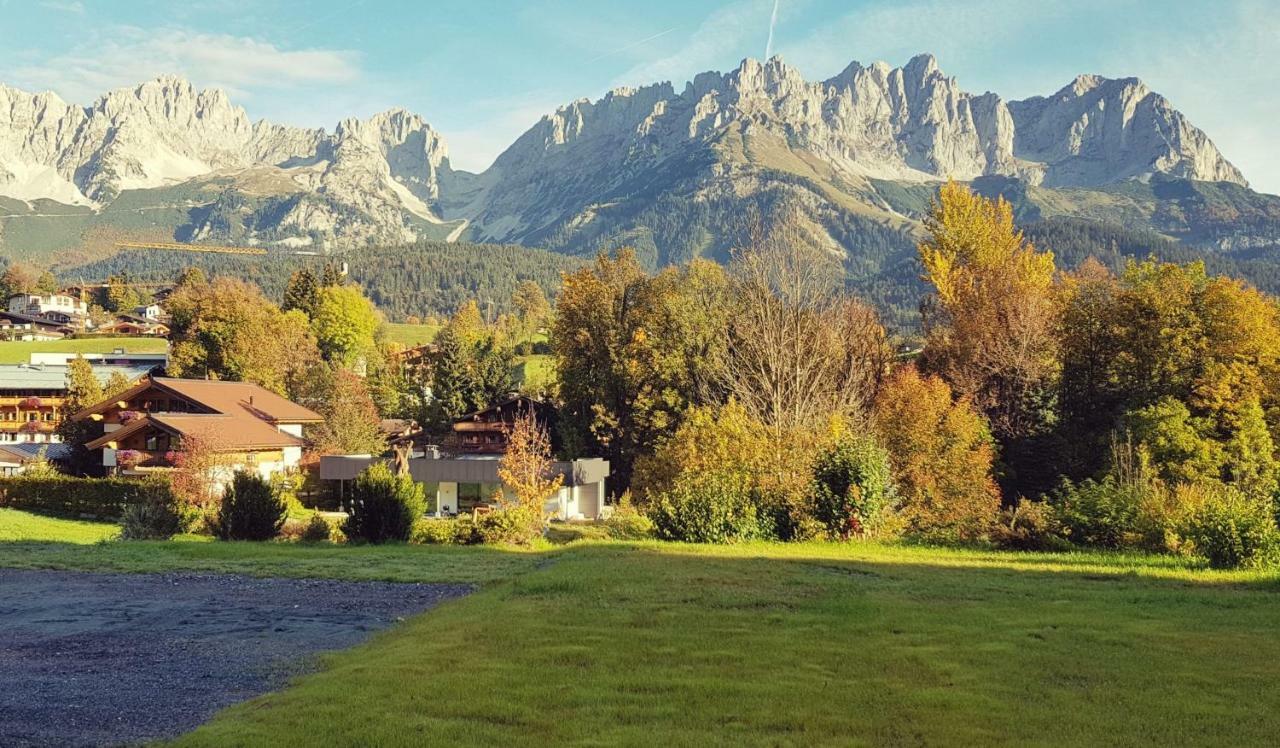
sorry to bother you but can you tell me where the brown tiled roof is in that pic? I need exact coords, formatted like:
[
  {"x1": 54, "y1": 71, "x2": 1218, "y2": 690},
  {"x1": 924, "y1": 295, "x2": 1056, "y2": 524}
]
[
  {"x1": 86, "y1": 413, "x2": 304, "y2": 451},
  {"x1": 74, "y1": 377, "x2": 322, "y2": 423},
  {"x1": 150, "y1": 378, "x2": 321, "y2": 423}
]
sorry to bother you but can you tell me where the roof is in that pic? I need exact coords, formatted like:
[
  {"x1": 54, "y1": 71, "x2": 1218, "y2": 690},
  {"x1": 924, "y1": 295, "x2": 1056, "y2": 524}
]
[
  {"x1": 86, "y1": 413, "x2": 304, "y2": 451},
  {"x1": 0, "y1": 443, "x2": 72, "y2": 463},
  {"x1": 0, "y1": 363, "x2": 156, "y2": 392},
  {"x1": 75, "y1": 377, "x2": 322, "y2": 424}
]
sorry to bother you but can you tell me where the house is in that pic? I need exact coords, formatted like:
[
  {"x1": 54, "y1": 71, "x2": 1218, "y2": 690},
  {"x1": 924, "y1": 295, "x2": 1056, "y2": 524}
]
[
  {"x1": 73, "y1": 377, "x2": 322, "y2": 480},
  {"x1": 319, "y1": 397, "x2": 610, "y2": 521},
  {"x1": 8, "y1": 293, "x2": 88, "y2": 319},
  {"x1": 30, "y1": 350, "x2": 169, "y2": 368},
  {"x1": 0, "y1": 442, "x2": 71, "y2": 475},
  {"x1": 133, "y1": 303, "x2": 165, "y2": 321},
  {"x1": 0, "y1": 362, "x2": 157, "y2": 444},
  {"x1": 450, "y1": 395, "x2": 557, "y2": 454},
  {"x1": 0, "y1": 312, "x2": 68, "y2": 341},
  {"x1": 95, "y1": 318, "x2": 170, "y2": 337}
]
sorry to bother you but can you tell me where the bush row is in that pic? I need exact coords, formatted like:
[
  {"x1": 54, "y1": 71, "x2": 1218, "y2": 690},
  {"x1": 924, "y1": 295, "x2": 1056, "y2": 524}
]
[{"x1": 0, "y1": 475, "x2": 174, "y2": 519}]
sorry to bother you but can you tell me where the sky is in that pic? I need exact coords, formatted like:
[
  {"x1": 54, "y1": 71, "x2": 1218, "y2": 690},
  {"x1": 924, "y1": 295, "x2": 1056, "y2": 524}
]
[{"x1": 2, "y1": 0, "x2": 1277, "y2": 193}]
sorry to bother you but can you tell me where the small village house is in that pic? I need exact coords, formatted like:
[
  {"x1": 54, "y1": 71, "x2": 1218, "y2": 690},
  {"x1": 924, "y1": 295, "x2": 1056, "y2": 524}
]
[
  {"x1": 73, "y1": 377, "x2": 322, "y2": 480},
  {"x1": 320, "y1": 395, "x2": 611, "y2": 520}
]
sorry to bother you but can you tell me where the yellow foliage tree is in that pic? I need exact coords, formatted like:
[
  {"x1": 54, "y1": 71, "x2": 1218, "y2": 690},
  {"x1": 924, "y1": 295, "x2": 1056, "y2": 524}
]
[
  {"x1": 497, "y1": 408, "x2": 564, "y2": 519},
  {"x1": 918, "y1": 181, "x2": 1059, "y2": 444}
]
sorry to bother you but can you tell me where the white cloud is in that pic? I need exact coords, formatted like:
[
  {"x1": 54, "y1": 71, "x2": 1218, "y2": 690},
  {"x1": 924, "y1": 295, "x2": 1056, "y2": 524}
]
[{"x1": 10, "y1": 26, "x2": 361, "y2": 105}]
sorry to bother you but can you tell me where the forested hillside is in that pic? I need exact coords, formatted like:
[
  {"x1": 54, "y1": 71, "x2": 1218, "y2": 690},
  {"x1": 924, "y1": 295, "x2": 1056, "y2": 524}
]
[{"x1": 58, "y1": 242, "x2": 584, "y2": 321}]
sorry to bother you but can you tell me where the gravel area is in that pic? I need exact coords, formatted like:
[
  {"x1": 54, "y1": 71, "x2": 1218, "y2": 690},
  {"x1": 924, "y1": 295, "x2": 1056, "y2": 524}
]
[{"x1": 0, "y1": 569, "x2": 471, "y2": 747}]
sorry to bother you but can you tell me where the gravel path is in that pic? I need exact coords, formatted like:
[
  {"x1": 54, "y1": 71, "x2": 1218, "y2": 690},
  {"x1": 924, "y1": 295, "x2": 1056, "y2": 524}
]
[{"x1": 0, "y1": 569, "x2": 471, "y2": 747}]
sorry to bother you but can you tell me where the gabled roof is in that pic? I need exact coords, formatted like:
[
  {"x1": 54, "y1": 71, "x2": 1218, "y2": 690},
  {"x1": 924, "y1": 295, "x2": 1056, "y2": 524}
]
[
  {"x1": 74, "y1": 377, "x2": 322, "y2": 424},
  {"x1": 85, "y1": 413, "x2": 304, "y2": 451}
]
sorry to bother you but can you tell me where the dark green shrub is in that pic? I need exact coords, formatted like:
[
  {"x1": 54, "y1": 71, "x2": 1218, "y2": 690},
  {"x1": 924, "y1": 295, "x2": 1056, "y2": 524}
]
[
  {"x1": 216, "y1": 472, "x2": 287, "y2": 541},
  {"x1": 343, "y1": 463, "x2": 426, "y2": 543},
  {"x1": 811, "y1": 437, "x2": 898, "y2": 540},
  {"x1": 0, "y1": 475, "x2": 174, "y2": 519},
  {"x1": 1181, "y1": 490, "x2": 1279, "y2": 569},
  {"x1": 301, "y1": 513, "x2": 335, "y2": 543},
  {"x1": 648, "y1": 471, "x2": 760, "y2": 543},
  {"x1": 1048, "y1": 477, "x2": 1143, "y2": 549},
  {"x1": 119, "y1": 478, "x2": 194, "y2": 540}
]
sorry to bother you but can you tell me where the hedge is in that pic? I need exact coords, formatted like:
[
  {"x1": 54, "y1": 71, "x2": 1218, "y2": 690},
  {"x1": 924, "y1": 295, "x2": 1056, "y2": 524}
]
[{"x1": 0, "y1": 475, "x2": 174, "y2": 519}]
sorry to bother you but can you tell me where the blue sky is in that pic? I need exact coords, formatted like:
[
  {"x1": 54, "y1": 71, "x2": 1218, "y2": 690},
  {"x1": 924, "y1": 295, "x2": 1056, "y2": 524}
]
[{"x1": 2, "y1": 0, "x2": 1277, "y2": 193}]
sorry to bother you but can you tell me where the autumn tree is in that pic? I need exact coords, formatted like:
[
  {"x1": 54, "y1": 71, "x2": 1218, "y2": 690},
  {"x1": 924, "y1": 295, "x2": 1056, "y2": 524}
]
[
  {"x1": 0, "y1": 264, "x2": 36, "y2": 297},
  {"x1": 167, "y1": 277, "x2": 320, "y2": 395},
  {"x1": 872, "y1": 366, "x2": 1000, "y2": 541},
  {"x1": 553, "y1": 250, "x2": 730, "y2": 492},
  {"x1": 1058, "y1": 259, "x2": 1280, "y2": 497},
  {"x1": 301, "y1": 366, "x2": 386, "y2": 456},
  {"x1": 719, "y1": 210, "x2": 890, "y2": 431},
  {"x1": 918, "y1": 182, "x2": 1059, "y2": 442},
  {"x1": 57, "y1": 355, "x2": 106, "y2": 475},
  {"x1": 497, "y1": 408, "x2": 564, "y2": 519},
  {"x1": 511, "y1": 280, "x2": 551, "y2": 339},
  {"x1": 103, "y1": 370, "x2": 135, "y2": 399}
]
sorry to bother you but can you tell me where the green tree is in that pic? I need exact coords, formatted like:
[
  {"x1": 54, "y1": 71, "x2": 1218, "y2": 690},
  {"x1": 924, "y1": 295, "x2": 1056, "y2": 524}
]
[
  {"x1": 511, "y1": 280, "x2": 551, "y2": 339},
  {"x1": 103, "y1": 370, "x2": 135, "y2": 399},
  {"x1": 282, "y1": 268, "x2": 320, "y2": 317},
  {"x1": 35, "y1": 270, "x2": 58, "y2": 295},
  {"x1": 343, "y1": 462, "x2": 425, "y2": 543},
  {"x1": 311, "y1": 285, "x2": 382, "y2": 367}
]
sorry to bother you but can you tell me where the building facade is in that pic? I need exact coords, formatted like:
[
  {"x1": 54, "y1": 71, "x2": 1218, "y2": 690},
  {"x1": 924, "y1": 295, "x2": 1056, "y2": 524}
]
[{"x1": 0, "y1": 362, "x2": 156, "y2": 443}]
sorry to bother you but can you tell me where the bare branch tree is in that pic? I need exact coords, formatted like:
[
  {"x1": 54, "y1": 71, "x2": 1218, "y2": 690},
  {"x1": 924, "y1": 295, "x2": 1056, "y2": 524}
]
[{"x1": 717, "y1": 206, "x2": 891, "y2": 431}]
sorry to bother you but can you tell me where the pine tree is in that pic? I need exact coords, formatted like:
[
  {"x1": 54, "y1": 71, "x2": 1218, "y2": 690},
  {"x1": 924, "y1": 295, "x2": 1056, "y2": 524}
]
[{"x1": 282, "y1": 268, "x2": 320, "y2": 317}]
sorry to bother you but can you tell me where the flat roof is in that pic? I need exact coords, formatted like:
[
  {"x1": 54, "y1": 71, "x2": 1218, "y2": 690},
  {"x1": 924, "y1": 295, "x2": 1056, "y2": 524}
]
[{"x1": 0, "y1": 363, "x2": 157, "y2": 391}]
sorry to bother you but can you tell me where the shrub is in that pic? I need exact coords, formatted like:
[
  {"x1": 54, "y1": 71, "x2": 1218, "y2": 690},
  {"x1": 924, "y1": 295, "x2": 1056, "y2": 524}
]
[
  {"x1": 119, "y1": 478, "x2": 195, "y2": 540},
  {"x1": 1180, "y1": 489, "x2": 1279, "y2": 569},
  {"x1": 990, "y1": 499, "x2": 1068, "y2": 551},
  {"x1": 1049, "y1": 477, "x2": 1143, "y2": 549},
  {"x1": 0, "y1": 474, "x2": 175, "y2": 519},
  {"x1": 343, "y1": 463, "x2": 426, "y2": 543},
  {"x1": 811, "y1": 436, "x2": 898, "y2": 540},
  {"x1": 301, "y1": 513, "x2": 335, "y2": 543},
  {"x1": 648, "y1": 471, "x2": 761, "y2": 543},
  {"x1": 605, "y1": 495, "x2": 655, "y2": 540},
  {"x1": 215, "y1": 472, "x2": 287, "y2": 541},
  {"x1": 474, "y1": 505, "x2": 543, "y2": 545},
  {"x1": 412, "y1": 518, "x2": 468, "y2": 545}
]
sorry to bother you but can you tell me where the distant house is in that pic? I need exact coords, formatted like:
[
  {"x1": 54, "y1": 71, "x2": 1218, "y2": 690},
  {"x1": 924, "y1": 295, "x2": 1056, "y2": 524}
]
[
  {"x1": 30, "y1": 349, "x2": 169, "y2": 368},
  {"x1": 0, "y1": 312, "x2": 68, "y2": 341},
  {"x1": 133, "y1": 303, "x2": 165, "y2": 321},
  {"x1": 73, "y1": 377, "x2": 322, "y2": 480},
  {"x1": 0, "y1": 362, "x2": 156, "y2": 444},
  {"x1": 8, "y1": 293, "x2": 88, "y2": 319},
  {"x1": 96, "y1": 318, "x2": 169, "y2": 337},
  {"x1": 320, "y1": 396, "x2": 610, "y2": 521}
]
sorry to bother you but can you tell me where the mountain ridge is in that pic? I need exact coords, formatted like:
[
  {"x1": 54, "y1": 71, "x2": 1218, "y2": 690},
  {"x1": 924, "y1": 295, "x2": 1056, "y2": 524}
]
[{"x1": 0, "y1": 54, "x2": 1272, "y2": 267}]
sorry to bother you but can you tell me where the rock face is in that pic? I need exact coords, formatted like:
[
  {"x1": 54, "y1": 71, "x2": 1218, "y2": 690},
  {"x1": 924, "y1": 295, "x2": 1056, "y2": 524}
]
[
  {"x1": 0, "y1": 56, "x2": 1255, "y2": 253},
  {"x1": 462, "y1": 55, "x2": 1245, "y2": 246},
  {"x1": 0, "y1": 76, "x2": 453, "y2": 246}
]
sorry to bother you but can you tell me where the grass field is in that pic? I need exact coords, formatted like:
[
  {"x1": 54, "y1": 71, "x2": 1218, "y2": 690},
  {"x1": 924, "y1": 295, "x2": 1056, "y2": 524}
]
[
  {"x1": 0, "y1": 337, "x2": 169, "y2": 364},
  {"x1": 380, "y1": 322, "x2": 440, "y2": 347},
  {"x1": 0, "y1": 507, "x2": 119, "y2": 543},
  {"x1": 4, "y1": 508, "x2": 1279, "y2": 746}
]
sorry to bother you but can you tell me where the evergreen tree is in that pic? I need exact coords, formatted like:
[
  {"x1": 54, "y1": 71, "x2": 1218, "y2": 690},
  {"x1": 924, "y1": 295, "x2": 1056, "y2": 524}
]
[{"x1": 282, "y1": 268, "x2": 320, "y2": 317}]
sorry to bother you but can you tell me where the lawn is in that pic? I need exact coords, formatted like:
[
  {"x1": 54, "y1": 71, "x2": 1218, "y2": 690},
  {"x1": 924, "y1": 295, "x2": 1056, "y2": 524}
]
[
  {"x1": 0, "y1": 507, "x2": 119, "y2": 543},
  {"x1": 0, "y1": 337, "x2": 169, "y2": 364},
  {"x1": 4, "y1": 509, "x2": 1279, "y2": 746},
  {"x1": 380, "y1": 322, "x2": 440, "y2": 347}
]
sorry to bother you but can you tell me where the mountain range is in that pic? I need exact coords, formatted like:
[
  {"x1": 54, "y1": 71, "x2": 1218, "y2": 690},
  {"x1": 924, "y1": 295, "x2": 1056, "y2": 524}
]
[{"x1": 2, "y1": 53, "x2": 1279, "y2": 278}]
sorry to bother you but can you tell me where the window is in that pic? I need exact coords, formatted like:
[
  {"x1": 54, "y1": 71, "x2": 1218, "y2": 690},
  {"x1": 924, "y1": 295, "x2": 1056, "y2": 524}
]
[{"x1": 457, "y1": 483, "x2": 484, "y2": 512}]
